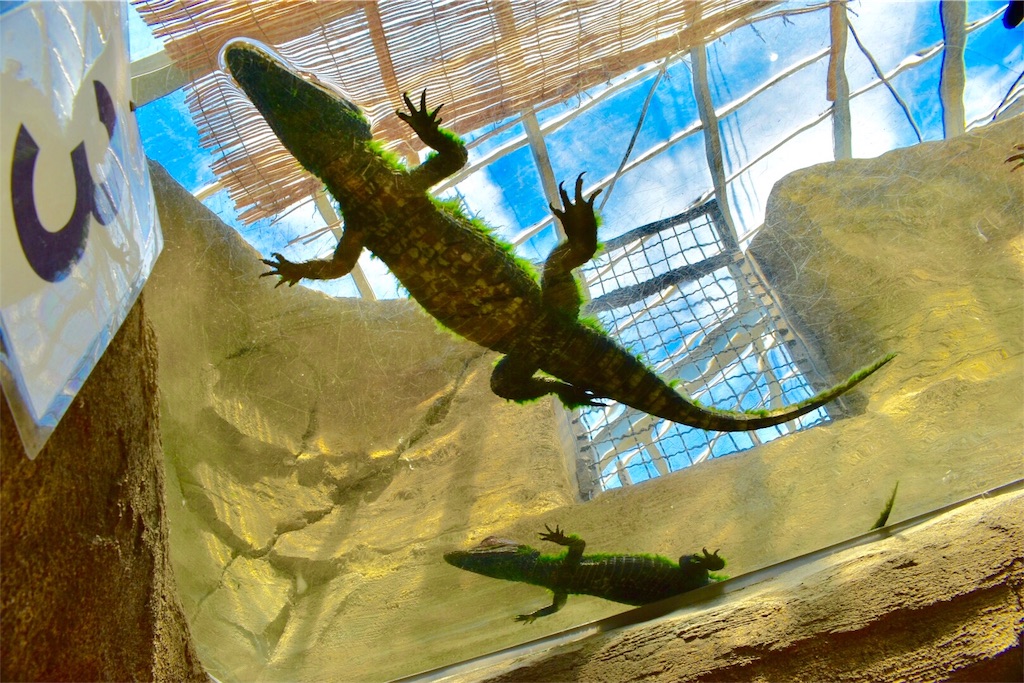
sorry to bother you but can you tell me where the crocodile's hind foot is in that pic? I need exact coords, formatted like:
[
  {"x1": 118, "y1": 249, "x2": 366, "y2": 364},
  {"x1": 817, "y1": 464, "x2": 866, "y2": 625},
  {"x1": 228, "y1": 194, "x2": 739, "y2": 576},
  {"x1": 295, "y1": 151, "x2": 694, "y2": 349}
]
[
  {"x1": 490, "y1": 354, "x2": 606, "y2": 408},
  {"x1": 554, "y1": 384, "x2": 606, "y2": 409},
  {"x1": 698, "y1": 548, "x2": 725, "y2": 571}
]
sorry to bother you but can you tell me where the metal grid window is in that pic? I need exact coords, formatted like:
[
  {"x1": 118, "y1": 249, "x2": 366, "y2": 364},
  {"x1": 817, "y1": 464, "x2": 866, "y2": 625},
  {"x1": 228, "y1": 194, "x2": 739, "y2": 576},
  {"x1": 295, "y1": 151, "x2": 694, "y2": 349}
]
[{"x1": 570, "y1": 201, "x2": 838, "y2": 499}]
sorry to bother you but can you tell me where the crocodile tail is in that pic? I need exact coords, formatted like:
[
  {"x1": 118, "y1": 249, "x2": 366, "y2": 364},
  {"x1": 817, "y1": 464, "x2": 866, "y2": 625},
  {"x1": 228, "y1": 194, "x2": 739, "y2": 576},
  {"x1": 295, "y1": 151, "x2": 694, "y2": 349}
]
[
  {"x1": 542, "y1": 322, "x2": 894, "y2": 433},
  {"x1": 662, "y1": 352, "x2": 896, "y2": 432}
]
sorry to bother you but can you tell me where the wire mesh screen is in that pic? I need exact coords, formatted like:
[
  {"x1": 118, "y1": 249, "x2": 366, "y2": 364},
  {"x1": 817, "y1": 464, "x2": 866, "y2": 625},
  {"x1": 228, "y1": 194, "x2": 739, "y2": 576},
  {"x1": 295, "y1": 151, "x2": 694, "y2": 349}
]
[{"x1": 571, "y1": 201, "x2": 840, "y2": 499}]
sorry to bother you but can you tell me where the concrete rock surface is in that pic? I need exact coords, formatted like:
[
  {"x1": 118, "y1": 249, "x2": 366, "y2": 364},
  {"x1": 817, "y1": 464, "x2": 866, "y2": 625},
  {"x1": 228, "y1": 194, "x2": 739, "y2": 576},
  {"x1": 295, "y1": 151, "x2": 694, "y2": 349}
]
[{"x1": 1, "y1": 297, "x2": 205, "y2": 681}]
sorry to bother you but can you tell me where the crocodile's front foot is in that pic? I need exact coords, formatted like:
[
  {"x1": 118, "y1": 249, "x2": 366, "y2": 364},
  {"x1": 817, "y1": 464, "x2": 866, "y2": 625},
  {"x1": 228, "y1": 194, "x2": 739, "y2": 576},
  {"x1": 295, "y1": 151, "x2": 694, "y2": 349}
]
[
  {"x1": 551, "y1": 173, "x2": 601, "y2": 256},
  {"x1": 261, "y1": 252, "x2": 310, "y2": 287},
  {"x1": 539, "y1": 524, "x2": 570, "y2": 544},
  {"x1": 1006, "y1": 144, "x2": 1024, "y2": 172},
  {"x1": 397, "y1": 90, "x2": 447, "y2": 147},
  {"x1": 514, "y1": 613, "x2": 538, "y2": 624}
]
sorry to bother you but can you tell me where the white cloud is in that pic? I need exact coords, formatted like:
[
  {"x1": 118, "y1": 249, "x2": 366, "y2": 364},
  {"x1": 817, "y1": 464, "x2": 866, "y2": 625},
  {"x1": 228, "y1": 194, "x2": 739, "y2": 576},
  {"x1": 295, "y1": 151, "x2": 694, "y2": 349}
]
[{"x1": 452, "y1": 169, "x2": 519, "y2": 236}]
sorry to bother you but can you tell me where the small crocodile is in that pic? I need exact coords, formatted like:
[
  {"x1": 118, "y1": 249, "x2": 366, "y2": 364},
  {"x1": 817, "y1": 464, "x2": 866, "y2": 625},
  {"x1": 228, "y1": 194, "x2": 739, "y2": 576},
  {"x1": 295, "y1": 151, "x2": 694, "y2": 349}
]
[
  {"x1": 224, "y1": 41, "x2": 894, "y2": 432},
  {"x1": 444, "y1": 525, "x2": 726, "y2": 622}
]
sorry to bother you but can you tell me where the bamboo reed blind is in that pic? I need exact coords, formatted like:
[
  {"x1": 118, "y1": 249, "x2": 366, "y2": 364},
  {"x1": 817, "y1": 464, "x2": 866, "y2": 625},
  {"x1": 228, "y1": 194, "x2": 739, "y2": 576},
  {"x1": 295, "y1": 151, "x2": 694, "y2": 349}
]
[{"x1": 133, "y1": 0, "x2": 773, "y2": 223}]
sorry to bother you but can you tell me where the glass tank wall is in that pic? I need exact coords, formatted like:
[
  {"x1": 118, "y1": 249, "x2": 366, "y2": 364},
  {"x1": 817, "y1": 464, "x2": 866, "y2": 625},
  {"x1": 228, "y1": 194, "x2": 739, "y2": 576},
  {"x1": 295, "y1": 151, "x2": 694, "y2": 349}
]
[{"x1": 131, "y1": 1, "x2": 1022, "y2": 680}]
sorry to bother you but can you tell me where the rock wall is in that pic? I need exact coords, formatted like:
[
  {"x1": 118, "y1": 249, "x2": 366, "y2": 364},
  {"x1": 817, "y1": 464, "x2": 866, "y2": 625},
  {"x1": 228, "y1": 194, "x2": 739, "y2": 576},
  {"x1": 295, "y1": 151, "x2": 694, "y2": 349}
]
[
  {"x1": 746, "y1": 114, "x2": 1024, "y2": 518},
  {"x1": 0, "y1": 296, "x2": 205, "y2": 681}
]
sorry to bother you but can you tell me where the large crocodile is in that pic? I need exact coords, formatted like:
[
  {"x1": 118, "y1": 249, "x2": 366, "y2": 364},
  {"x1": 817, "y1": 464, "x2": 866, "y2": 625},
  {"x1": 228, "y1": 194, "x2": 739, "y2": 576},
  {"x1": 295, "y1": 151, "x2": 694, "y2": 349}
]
[
  {"x1": 224, "y1": 41, "x2": 894, "y2": 432},
  {"x1": 444, "y1": 525, "x2": 726, "y2": 622}
]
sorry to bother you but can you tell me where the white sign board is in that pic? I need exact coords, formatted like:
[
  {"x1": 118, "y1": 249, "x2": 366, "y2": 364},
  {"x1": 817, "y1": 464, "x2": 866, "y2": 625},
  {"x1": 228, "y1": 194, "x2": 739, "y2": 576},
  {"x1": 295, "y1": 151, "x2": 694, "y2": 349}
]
[{"x1": 0, "y1": 0, "x2": 163, "y2": 458}]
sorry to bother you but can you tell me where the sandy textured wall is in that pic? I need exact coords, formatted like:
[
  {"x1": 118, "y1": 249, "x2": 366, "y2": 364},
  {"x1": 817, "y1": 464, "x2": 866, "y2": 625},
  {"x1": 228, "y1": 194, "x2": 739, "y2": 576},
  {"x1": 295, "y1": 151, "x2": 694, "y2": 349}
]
[
  {"x1": 747, "y1": 113, "x2": 1023, "y2": 517},
  {"x1": 144, "y1": 161, "x2": 578, "y2": 681},
  {"x1": 1, "y1": 297, "x2": 205, "y2": 681}
]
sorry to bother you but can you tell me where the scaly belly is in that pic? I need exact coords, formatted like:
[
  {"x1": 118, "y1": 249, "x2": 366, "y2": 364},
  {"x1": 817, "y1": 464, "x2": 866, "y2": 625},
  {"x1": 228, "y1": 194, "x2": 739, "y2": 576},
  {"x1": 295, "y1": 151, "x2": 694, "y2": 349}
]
[{"x1": 365, "y1": 216, "x2": 544, "y2": 351}]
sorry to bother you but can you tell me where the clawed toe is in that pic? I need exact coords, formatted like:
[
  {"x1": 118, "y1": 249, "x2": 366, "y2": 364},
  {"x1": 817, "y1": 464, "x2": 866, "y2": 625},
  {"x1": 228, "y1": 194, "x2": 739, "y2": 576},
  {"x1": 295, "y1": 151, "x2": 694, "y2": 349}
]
[{"x1": 397, "y1": 89, "x2": 445, "y2": 139}]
